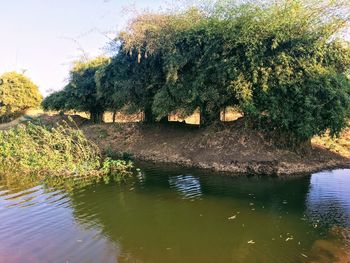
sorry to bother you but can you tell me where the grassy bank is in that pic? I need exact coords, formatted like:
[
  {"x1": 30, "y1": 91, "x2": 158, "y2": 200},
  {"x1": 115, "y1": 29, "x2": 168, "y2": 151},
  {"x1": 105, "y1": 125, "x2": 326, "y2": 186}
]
[{"x1": 0, "y1": 121, "x2": 133, "y2": 183}]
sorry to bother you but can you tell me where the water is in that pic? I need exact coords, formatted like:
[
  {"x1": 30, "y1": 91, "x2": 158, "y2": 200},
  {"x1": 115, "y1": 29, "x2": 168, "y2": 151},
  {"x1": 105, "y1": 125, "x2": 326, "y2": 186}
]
[{"x1": 0, "y1": 163, "x2": 349, "y2": 263}]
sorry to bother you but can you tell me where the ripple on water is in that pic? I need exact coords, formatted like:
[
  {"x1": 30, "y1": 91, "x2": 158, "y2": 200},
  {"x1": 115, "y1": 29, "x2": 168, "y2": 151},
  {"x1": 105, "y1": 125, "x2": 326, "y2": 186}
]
[
  {"x1": 0, "y1": 168, "x2": 350, "y2": 263},
  {"x1": 306, "y1": 169, "x2": 350, "y2": 228},
  {"x1": 168, "y1": 175, "x2": 203, "y2": 200}
]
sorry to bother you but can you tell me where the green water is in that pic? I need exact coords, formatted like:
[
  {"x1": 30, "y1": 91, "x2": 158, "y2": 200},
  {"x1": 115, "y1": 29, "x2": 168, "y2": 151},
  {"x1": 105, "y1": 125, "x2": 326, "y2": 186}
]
[{"x1": 0, "y1": 163, "x2": 349, "y2": 262}]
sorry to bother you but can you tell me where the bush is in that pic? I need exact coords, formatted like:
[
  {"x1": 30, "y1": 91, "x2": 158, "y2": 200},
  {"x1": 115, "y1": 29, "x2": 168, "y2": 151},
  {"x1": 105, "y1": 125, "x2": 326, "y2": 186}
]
[
  {"x1": 0, "y1": 122, "x2": 133, "y2": 180},
  {"x1": 0, "y1": 72, "x2": 42, "y2": 123}
]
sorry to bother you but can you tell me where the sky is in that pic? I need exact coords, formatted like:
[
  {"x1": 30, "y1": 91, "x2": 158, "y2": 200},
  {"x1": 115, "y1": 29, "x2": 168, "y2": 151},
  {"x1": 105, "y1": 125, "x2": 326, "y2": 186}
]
[
  {"x1": 1, "y1": 1, "x2": 349, "y2": 96},
  {"x1": 0, "y1": 0, "x2": 166, "y2": 96}
]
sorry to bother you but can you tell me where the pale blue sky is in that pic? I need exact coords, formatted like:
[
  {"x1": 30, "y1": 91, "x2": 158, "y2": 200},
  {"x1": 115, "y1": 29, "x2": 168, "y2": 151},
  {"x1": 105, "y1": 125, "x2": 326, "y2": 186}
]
[
  {"x1": 0, "y1": 0, "x2": 166, "y2": 96},
  {"x1": 1, "y1": 1, "x2": 349, "y2": 96}
]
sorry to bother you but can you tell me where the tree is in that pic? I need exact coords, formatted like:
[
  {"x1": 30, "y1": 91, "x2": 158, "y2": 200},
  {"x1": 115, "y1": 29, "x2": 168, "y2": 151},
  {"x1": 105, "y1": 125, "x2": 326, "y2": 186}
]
[
  {"x1": 152, "y1": 17, "x2": 240, "y2": 126},
  {"x1": 119, "y1": 0, "x2": 350, "y2": 137},
  {"x1": 95, "y1": 49, "x2": 164, "y2": 123},
  {"x1": 120, "y1": 9, "x2": 236, "y2": 126},
  {"x1": 44, "y1": 0, "x2": 350, "y2": 147},
  {"x1": 42, "y1": 89, "x2": 69, "y2": 112},
  {"x1": 43, "y1": 57, "x2": 110, "y2": 123},
  {"x1": 0, "y1": 72, "x2": 42, "y2": 122},
  {"x1": 214, "y1": 0, "x2": 350, "y2": 146}
]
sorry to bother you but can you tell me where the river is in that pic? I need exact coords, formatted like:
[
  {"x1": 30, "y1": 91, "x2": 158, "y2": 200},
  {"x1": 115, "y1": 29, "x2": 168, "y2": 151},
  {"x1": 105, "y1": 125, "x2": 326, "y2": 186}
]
[{"x1": 0, "y1": 163, "x2": 349, "y2": 262}]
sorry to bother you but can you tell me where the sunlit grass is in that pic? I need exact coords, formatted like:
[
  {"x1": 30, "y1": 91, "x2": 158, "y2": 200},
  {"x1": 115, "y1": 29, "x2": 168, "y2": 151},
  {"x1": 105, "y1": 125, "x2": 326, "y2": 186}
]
[
  {"x1": 0, "y1": 121, "x2": 134, "y2": 182},
  {"x1": 312, "y1": 125, "x2": 350, "y2": 158}
]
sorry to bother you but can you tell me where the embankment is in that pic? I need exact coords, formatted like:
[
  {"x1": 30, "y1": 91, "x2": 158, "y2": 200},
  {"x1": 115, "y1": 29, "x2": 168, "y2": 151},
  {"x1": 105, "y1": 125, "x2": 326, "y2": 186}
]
[{"x1": 68, "y1": 117, "x2": 350, "y2": 176}]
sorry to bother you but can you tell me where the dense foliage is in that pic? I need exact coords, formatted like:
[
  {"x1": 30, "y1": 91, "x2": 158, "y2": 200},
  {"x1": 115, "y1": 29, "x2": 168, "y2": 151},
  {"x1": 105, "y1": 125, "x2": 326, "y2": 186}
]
[
  {"x1": 0, "y1": 72, "x2": 42, "y2": 123},
  {"x1": 43, "y1": 57, "x2": 110, "y2": 123},
  {"x1": 0, "y1": 122, "x2": 133, "y2": 180},
  {"x1": 43, "y1": 0, "x2": 350, "y2": 146}
]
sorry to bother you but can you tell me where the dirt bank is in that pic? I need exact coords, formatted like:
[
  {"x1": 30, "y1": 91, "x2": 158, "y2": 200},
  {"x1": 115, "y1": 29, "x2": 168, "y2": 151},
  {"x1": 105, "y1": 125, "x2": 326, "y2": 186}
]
[{"x1": 37, "y1": 115, "x2": 347, "y2": 176}]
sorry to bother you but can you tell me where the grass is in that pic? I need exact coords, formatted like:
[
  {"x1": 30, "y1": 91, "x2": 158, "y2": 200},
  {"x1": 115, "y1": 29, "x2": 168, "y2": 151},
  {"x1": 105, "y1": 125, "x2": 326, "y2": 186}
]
[
  {"x1": 0, "y1": 121, "x2": 134, "y2": 183},
  {"x1": 312, "y1": 126, "x2": 350, "y2": 158}
]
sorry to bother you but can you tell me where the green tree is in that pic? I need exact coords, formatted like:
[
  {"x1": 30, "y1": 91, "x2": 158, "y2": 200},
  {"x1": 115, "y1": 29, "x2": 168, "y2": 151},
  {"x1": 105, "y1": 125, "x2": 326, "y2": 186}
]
[
  {"x1": 42, "y1": 89, "x2": 69, "y2": 112},
  {"x1": 0, "y1": 72, "x2": 42, "y2": 122},
  {"x1": 119, "y1": 0, "x2": 350, "y2": 138},
  {"x1": 120, "y1": 9, "x2": 232, "y2": 126},
  {"x1": 151, "y1": 17, "x2": 240, "y2": 126},
  {"x1": 43, "y1": 57, "x2": 110, "y2": 123},
  {"x1": 215, "y1": 0, "x2": 350, "y2": 145},
  {"x1": 95, "y1": 49, "x2": 164, "y2": 123},
  {"x1": 44, "y1": 0, "x2": 350, "y2": 147}
]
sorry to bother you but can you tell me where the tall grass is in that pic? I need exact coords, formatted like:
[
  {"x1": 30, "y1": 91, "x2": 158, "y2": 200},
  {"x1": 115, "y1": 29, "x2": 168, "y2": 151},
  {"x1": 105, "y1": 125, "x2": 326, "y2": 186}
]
[{"x1": 0, "y1": 122, "x2": 133, "y2": 181}]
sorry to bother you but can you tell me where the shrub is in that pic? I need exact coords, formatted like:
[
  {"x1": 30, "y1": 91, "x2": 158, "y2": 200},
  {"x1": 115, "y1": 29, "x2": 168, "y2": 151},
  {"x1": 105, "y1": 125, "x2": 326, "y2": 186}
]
[
  {"x1": 0, "y1": 122, "x2": 133, "y2": 180},
  {"x1": 0, "y1": 72, "x2": 42, "y2": 123}
]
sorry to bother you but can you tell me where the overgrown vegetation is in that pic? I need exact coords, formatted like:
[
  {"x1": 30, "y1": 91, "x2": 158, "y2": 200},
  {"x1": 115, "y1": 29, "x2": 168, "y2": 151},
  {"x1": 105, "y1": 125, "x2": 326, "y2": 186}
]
[
  {"x1": 42, "y1": 57, "x2": 110, "y2": 123},
  {"x1": 42, "y1": 0, "x2": 350, "y2": 147},
  {"x1": 0, "y1": 72, "x2": 42, "y2": 123},
  {"x1": 313, "y1": 125, "x2": 350, "y2": 158},
  {"x1": 0, "y1": 122, "x2": 134, "y2": 182}
]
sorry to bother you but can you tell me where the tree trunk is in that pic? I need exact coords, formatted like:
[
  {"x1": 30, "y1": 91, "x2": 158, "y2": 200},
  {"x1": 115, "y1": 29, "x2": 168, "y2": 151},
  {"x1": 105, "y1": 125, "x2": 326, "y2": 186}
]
[
  {"x1": 90, "y1": 110, "x2": 104, "y2": 123},
  {"x1": 159, "y1": 115, "x2": 169, "y2": 124},
  {"x1": 200, "y1": 104, "x2": 221, "y2": 127},
  {"x1": 112, "y1": 111, "x2": 117, "y2": 123},
  {"x1": 143, "y1": 105, "x2": 156, "y2": 124},
  {"x1": 199, "y1": 106, "x2": 208, "y2": 127}
]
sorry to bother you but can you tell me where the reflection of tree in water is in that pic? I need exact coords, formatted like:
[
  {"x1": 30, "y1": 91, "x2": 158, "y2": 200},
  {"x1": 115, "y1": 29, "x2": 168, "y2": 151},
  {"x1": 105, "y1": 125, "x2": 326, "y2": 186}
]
[
  {"x1": 0, "y1": 175, "x2": 121, "y2": 263},
  {"x1": 2, "y1": 166, "x2": 349, "y2": 262},
  {"x1": 69, "y1": 164, "x2": 319, "y2": 263},
  {"x1": 168, "y1": 175, "x2": 202, "y2": 199},
  {"x1": 198, "y1": 172, "x2": 311, "y2": 211}
]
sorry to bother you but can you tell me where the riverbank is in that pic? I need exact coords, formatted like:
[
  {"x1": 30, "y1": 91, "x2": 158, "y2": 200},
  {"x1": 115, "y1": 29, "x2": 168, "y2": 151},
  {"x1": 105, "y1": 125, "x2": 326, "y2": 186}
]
[
  {"x1": 35, "y1": 114, "x2": 349, "y2": 176},
  {"x1": 0, "y1": 120, "x2": 134, "y2": 184}
]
